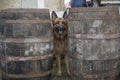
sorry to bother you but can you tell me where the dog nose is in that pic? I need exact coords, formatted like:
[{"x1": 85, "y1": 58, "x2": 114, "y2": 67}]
[
  {"x1": 56, "y1": 26, "x2": 64, "y2": 34},
  {"x1": 57, "y1": 26, "x2": 64, "y2": 31}
]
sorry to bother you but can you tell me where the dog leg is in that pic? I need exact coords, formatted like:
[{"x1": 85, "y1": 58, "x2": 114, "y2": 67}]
[
  {"x1": 65, "y1": 55, "x2": 70, "y2": 76},
  {"x1": 56, "y1": 55, "x2": 62, "y2": 76}
]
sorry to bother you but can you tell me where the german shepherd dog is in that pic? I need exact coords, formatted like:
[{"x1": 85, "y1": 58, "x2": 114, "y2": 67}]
[{"x1": 51, "y1": 11, "x2": 70, "y2": 76}]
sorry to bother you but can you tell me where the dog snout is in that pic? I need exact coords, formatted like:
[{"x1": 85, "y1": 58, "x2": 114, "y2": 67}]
[{"x1": 56, "y1": 26, "x2": 64, "y2": 34}]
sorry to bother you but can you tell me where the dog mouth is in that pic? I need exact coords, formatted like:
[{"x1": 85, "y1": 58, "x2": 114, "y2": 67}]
[
  {"x1": 58, "y1": 31, "x2": 63, "y2": 35},
  {"x1": 56, "y1": 26, "x2": 65, "y2": 35}
]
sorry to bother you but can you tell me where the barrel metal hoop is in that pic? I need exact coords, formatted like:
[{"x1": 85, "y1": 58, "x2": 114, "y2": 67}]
[
  {"x1": 2, "y1": 9, "x2": 49, "y2": 13},
  {"x1": 69, "y1": 54, "x2": 120, "y2": 61},
  {"x1": 1, "y1": 54, "x2": 53, "y2": 62},
  {"x1": 69, "y1": 33, "x2": 120, "y2": 39},
  {"x1": 5, "y1": 20, "x2": 51, "y2": 24},
  {"x1": 1, "y1": 70, "x2": 52, "y2": 78},
  {"x1": 69, "y1": 15, "x2": 120, "y2": 20},
  {"x1": 71, "y1": 70, "x2": 119, "y2": 79},
  {"x1": 0, "y1": 38, "x2": 53, "y2": 43}
]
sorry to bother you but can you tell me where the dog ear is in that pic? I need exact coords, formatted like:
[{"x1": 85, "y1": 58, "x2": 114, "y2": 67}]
[
  {"x1": 51, "y1": 11, "x2": 58, "y2": 20},
  {"x1": 63, "y1": 11, "x2": 68, "y2": 19}
]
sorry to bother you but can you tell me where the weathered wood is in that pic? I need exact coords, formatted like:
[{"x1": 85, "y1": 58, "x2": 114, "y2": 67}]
[
  {"x1": 3, "y1": 20, "x2": 52, "y2": 38},
  {"x1": 68, "y1": 6, "x2": 120, "y2": 80},
  {"x1": 68, "y1": 6, "x2": 120, "y2": 20},
  {"x1": 0, "y1": 9, "x2": 53, "y2": 80}
]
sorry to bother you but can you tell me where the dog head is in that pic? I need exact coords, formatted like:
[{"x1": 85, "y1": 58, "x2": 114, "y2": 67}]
[{"x1": 51, "y1": 11, "x2": 68, "y2": 39}]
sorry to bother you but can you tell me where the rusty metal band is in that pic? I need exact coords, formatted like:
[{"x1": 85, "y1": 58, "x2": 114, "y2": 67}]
[
  {"x1": 71, "y1": 70, "x2": 118, "y2": 79},
  {"x1": 71, "y1": 71, "x2": 119, "y2": 79},
  {"x1": 69, "y1": 14, "x2": 120, "y2": 20},
  {"x1": 69, "y1": 54, "x2": 120, "y2": 61},
  {"x1": 1, "y1": 9, "x2": 49, "y2": 13},
  {"x1": 69, "y1": 33, "x2": 120, "y2": 39},
  {"x1": 5, "y1": 20, "x2": 51, "y2": 24},
  {"x1": 1, "y1": 54, "x2": 53, "y2": 62},
  {"x1": 0, "y1": 38, "x2": 53, "y2": 43},
  {"x1": 1, "y1": 70, "x2": 52, "y2": 78}
]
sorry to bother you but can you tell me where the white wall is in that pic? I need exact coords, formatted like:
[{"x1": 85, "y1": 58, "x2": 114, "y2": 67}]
[
  {"x1": 0, "y1": 0, "x2": 38, "y2": 9},
  {"x1": 37, "y1": 0, "x2": 65, "y2": 17},
  {"x1": 21, "y1": 0, "x2": 38, "y2": 8},
  {"x1": 0, "y1": 0, "x2": 65, "y2": 17},
  {"x1": 38, "y1": 0, "x2": 45, "y2": 8}
]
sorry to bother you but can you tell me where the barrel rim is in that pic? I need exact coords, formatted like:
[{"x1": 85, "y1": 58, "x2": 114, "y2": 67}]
[
  {"x1": 69, "y1": 33, "x2": 120, "y2": 39},
  {"x1": 70, "y1": 70, "x2": 119, "y2": 79},
  {"x1": 68, "y1": 14, "x2": 120, "y2": 20},
  {"x1": 1, "y1": 8, "x2": 49, "y2": 13},
  {"x1": 0, "y1": 53, "x2": 53, "y2": 62},
  {"x1": 0, "y1": 38, "x2": 53, "y2": 43},
  {"x1": 3, "y1": 19, "x2": 52, "y2": 24},
  {"x1": 1, "y1": 70, "x2": 52, "y2": 78},
  {"x1": 69, "y1": 54, "x2": 120, "y2": 61}
]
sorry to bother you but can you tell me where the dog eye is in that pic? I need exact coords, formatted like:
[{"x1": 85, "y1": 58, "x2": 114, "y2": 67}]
[
  {"x1": 55, "y1": 22, "x2": 59, "y2": 25},
  {"x1": 62, "y1": 21, "x2": 66, "y2": 25},
  {"x1": 63, "y1": 27, "x2": 66, "y2": 30}
]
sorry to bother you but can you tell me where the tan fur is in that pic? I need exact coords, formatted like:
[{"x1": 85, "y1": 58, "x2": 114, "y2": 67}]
[{"x1": 52, "y1": 11, "x2": 70, "y2": 76}]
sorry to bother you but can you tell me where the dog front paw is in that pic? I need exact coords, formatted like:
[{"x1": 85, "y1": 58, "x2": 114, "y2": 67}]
[{"x1": 57, "y1": 71, "x2": 62, "y2": 76}]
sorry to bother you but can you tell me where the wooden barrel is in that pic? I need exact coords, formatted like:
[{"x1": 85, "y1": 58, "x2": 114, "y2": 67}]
[
  {"x1": 68, "y1": 6, "x2": 120, "y2": 80},
  {"x1": 0, "y1": 9, "x2": 53, "y2": 80},
  {"x1": 0, "y1": 8, "x2": 50, "y2": 20}
]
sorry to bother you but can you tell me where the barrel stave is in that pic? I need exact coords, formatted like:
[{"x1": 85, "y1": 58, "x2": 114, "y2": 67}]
[{"x1": 68, "y1": 7, "x2": 120, "y2": 80}]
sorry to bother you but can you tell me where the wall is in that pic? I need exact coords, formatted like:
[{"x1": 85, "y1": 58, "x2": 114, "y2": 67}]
[
  {"x1": 0, "y1": 0, "x2": 38, "y2": 9},
  {"x1": 38, "y1": 0, "x2": 45, "y2": 8},
  {"x1": 21, "y1": 0, "x2": 38, "y2": 8},
  {"x1": 0, "y1": 0, "x2": 65, "y2": 17},
  {"x1": 37, "y1": 0, "x2": 65, "y2": 17},
  {"x1": 0, "y1": 0, "x2": 65, "y2": 11},
  {"x1": 44, "y1": 0, "x2": 65, "y2": 11}
]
